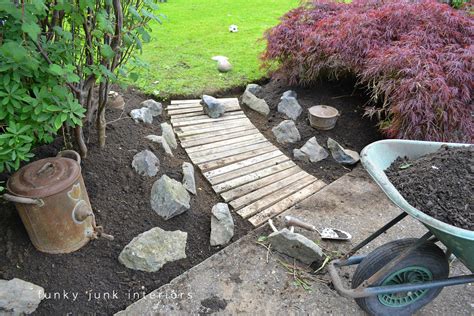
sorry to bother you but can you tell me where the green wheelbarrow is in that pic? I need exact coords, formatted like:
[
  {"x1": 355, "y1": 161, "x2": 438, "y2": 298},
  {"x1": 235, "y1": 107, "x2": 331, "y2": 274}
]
[{"x1": 327, "y1": 139, "x2": 474, "y2": 315}]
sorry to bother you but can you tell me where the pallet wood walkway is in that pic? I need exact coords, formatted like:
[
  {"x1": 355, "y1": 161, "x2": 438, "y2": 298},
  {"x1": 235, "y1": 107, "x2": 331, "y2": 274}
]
[{"x1": 168, "y1": 98, "x2": 326, "y2": 226}]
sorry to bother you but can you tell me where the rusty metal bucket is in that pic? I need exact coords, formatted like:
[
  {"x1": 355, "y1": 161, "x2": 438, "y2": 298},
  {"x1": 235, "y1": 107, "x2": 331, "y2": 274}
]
[{"x1": 4, "y1": 150, "x2": 112, "y2": 254}]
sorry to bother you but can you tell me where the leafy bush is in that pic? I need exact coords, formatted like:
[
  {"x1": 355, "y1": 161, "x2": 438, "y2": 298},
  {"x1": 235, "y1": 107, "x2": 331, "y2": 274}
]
[
  {"x1": 0, "y1": 0, "x2": 160, "y2": 175},
  {"x1": 262, "y1": 0, "x2": 473, "y2": 142}
]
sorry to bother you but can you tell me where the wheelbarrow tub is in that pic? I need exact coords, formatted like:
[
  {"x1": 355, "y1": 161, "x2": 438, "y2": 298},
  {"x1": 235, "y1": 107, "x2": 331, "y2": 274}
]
[{"x1": 360, "y1": 139, "x2": 474, "y2": 272}]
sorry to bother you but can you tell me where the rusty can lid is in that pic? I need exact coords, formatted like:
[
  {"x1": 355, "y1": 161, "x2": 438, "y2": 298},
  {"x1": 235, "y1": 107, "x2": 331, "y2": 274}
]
[{"x1": 7, "y1": 157, "x2": 81, "y2": 198}]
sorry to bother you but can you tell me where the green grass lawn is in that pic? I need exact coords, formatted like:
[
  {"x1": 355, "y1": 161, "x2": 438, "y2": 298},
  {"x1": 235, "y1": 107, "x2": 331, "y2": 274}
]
[{"x1": 131, "y1": 0, "x2": 299, "y2": 99}]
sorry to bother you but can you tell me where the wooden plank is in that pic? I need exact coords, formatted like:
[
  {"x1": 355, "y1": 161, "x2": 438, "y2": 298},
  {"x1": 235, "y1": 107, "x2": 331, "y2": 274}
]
[
  {"x1": 204, "y1": 150, "x2": 283, "y2": 179},
  {"x1": 208, "y1": 155, "x2": 289, "y2": 185},
  {"x1": 248, "y1": 180, "x2": 327, "y2": 226},
  {"x1": 168, "y1": 103, "x2": 241, "y2": 114},
  {"x1": 174, "y1": 118, "x2": 253, "y2": 136},
  {"x1": 173, "y1": 114, "x2": 247, "y2": 127},
  {"x1": 170, "y1": 99, "x2": 201, "y2": 105},
  {"x1": 170, "y1": 98, "x2": 237, "y2": 105},
  {"x1": 187, "y1": 138, "x2": 269, "y2": 159},
  {"x1": 179, "y1": 125, "x2": 258, "y2": 142},
  {"x1": 170, "y1": 109, "x2": 246, "y2": 119},
  {"x1": 237, "y1": 175, "x2": 317, "y2": 219},
  {"x1": 171, "y1": 111, "x2": 244, "y2": 124},
  {"x1": 229, "y1": 170, "x2": 307, "y2": 209},
  {"x1": 168, "y1": 103, "x2": 201, "y2": 110},
  {"x1": 198, "y1": 145, "x2": 277, "y2": 172},
  {"x1": 181, "y1": 128, "x2": 260, "y2": 148},
  {"x1": 190, "y1": 141, "x2": 273, "y2": 164},
  {"x1": 186, "y1": 134, "x2": 266, "y2": 154},
  {"x1": 220, "y1": 165, "x2": 301, "y2": 202},
  {"x1": 212, "y1": 160, "x2": 296, "y2": 193}
]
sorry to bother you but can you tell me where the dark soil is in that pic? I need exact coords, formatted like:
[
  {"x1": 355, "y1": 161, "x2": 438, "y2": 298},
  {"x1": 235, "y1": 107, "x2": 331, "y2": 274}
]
[
  {"x1": 0, "y1": 86, "x2": 252, "y2": 315},
  {"x1": 243, "y1": 78, "x2": 382, "y2": 183},
  {"x1": 386, "y1": 145, "x2": 473, "y2": 231}
]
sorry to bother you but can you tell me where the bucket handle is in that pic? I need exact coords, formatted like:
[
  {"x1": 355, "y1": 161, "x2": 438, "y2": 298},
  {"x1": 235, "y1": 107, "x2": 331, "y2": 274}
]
[
  {"x1": 57, "y1": 150, "x2": 81, "y2": 165},
  {"x1": 2, "y1": 193, "x2": 44, "y2": 206}
]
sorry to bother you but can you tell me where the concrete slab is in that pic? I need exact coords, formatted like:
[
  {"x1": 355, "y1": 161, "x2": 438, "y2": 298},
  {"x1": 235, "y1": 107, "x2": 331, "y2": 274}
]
[{"x1": 116, "y1": 167, "x2": 473, "y2": 315}]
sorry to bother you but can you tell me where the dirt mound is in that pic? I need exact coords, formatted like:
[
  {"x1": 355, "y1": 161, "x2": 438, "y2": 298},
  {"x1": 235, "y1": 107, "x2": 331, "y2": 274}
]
[{"x1": 387, "y1": 146, "x2": 473, "y2": 231}]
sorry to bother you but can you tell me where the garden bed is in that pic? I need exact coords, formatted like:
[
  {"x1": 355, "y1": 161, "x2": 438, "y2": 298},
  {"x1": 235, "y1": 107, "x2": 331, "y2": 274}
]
[
  {"x1": 0, "y1": 88, "x2": 253, "y2": 315},
  {"x1": 387, "y1": 145, "x2": 473, "y2": 231},
  {"x1": 243, "y1": 78, "x2": 382, "y2": 183}
]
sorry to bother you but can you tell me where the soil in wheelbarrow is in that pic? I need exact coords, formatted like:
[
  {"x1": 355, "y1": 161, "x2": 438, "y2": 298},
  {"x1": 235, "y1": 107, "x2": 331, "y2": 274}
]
[
  {"x1": 386, "y1": 145, "x2": 473, "y2": 231},
  {"x1": 0, "y1": 86, "x2": 253, "y2": 315}
]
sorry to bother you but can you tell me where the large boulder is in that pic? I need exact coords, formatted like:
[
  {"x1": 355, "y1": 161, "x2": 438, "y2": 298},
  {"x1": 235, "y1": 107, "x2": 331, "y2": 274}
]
[
  {"x1": 241, "y1": 86, "x2": 270, "y2": 116},
  {"x1": 130, "y1": 108, "x2": 153, "y2": 124},
  {"x1": 141, "y1": 99, "x2": 163, "y2": 117},
  {"x1": 277, "y1": 96, "x2": 302, "y2": 120},
  {"x1": 150, "y1": 175, "x2": 190, "y2": 220},
  {"x1": 201, "y1": 95, "x2": 226, "y2": 118},
  {"x1": 161, "y1": 122, "x2": 178, "y2": 150},
  {"x1": 131, "y1": 150, "x2": 160, "y2": 177},
  {"x1": 119, "y1": 227, "x2": 187, "y2": 272},
  {"x1": 293, "y1": 137, "x2": 328, "y2": 163},
  {"x1": 281, "y1": 90, "x2": 297, "y2": 99},
  {"x1": 327, "y1": 138, "x2": 360, "y2": 165},
  {"x1": 246, "y1": 83, "x2": 263, "y2": 96},
  {"x1": 182, "y1": 162, "x2": 197, "y2": 195},
  {"x1": 272, "y1": 120, "x2": 301, "y2": 144},
  {"x1": 210, "y1": 203, "x2": 234, "y2": 246},
  {"x1": 0, "y1": 278, "x2": 44, "y2": 315},
  {"x1": 268, "y1": 228, "x2": 324, "y2": 265}
]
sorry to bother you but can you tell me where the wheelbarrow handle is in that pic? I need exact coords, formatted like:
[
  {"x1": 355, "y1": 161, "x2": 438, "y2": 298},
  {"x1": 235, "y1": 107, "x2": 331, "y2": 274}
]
[{"x1": 2, "y1": 193, "x2": 44, "y2": 206}]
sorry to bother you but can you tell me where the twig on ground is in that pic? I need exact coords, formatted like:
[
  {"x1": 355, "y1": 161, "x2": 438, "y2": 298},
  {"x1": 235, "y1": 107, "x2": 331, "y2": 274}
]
[{"x1": 314, "y1": 255, "x2": 331, "y2": 274}]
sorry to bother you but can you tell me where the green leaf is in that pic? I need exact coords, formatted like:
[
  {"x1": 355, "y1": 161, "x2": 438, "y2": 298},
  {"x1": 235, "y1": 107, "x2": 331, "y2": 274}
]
[
  {"x1": 22, "y1": 22, "x2": 41, "y2": 40},
  {"x1": 48, "y1": 64, "x2": 64, "y2": 76},
  {"x1": 100, "y1": 44, "x2": 115, "y2": 59}
]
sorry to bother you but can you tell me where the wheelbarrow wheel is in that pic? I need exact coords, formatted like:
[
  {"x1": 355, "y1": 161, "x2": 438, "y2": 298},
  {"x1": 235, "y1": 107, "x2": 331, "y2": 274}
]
[{"x1": 351, "y1": 238, "x2": 449, "y2": 316}]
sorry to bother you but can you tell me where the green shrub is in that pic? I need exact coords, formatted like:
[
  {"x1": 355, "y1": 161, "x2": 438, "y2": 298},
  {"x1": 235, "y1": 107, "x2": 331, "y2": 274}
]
[{"x1": 0, "y1": 2, "x2": 85, "y2": 173}]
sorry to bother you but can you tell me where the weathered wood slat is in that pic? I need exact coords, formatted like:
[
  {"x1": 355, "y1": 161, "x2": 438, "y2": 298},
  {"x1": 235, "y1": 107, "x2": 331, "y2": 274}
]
[
  {"x1": 179, "y1": 125, "x2": 258, "y2": 142},
  {"x1": 186, "y1": 134, "x2": 267, "y2": 154},
  {"x1": 203, "y1": 150, "x2": 283, "y2": 179},
  {"x1": 198, "y1": 145, "x2": 276, "y2": 172},
  {"x1": 229, "y1": 170, "x2": 308, "y2": 210},
  {"x1": 170, "y1": 98, "x2": 237, "y2": 105},
  {"x1": 169, "y1": 107, "x2": 242, "y2": 119},
  {"x1": 171, "y1": 111, "x2": 244, "y2": 124},
  {"x1": 212, "y1": 160, "x2": 296, "y2": 193},
  {"x1": 237, "y1": 175, "x2": 317, "y2": 219},
  {"x1": 173, "y1": 114, "x2": 247, "y2": 127},
  {"x1": 180, "y1": 128, "x2": 260, "y2": 148},
  {"x1": 175, "y1": 119, "x2": 254, "y2": 137},
  {"x1": 167, "y1": 103, "x2": 241, "y2": 115},
  {"x1": 190, "y1": 141, "x2": 273, "y2": 164},
  {"x1": 207, "y1": 155, "x2": 290, "y2": 185},
  {"x1": 220, "y1": 165, "x2": 301, "y2": 202},
  {"x1": 248, "y1": 180, "x2": 327, "y2": 226}
]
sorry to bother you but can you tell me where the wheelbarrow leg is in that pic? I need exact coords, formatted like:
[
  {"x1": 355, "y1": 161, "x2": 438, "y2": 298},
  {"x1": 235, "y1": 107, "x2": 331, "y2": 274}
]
[{"x1": 345, "y1": 212, "x2": 408, "y2": 258}]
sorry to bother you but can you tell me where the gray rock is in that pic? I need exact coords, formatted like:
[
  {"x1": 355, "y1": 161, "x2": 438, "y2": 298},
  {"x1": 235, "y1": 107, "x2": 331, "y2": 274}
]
[
  {"x1": 217, "y1": 59, "x2": 232, "y2": 72},
  {"x1": 268, "y1": 228, "x2": 324, "y2": 265},
  {"x1": 294, "y1": 137, "x2": 328, "y2": 163},
  {"x1": 277, "y1": 96, "x2": 302, "y2": 120},
  {"x1": 132, "y1": 150, "x2": 160, "y2": 177},
  {"x1": 272, "y1": 120, "x2": 301, "y2": 144},
  {"x1": 281, "y1": 90, "x2": 297, "y2": 99},
  {"x1": 161, "y1": 122, "x2": 177, "y2": 150},
  {"x1": 182, "y1": 162, "x2": 196, "y2": 195},
  {"x1": 150, "y1": 175, "x2": 190, "y2": 220},
  {"x1": 210, "y1": 203, "x2": 234, "y2": 246},
  {"x1": 119, "y1": 227, "x2": 187, "y2": 272},
  {"x1": 293, "y1": 149, "x2": 309, "y2": 162},
  {"x1": 327, "y1": 138, "x2": 360, "y2": 165},
  {"x1": 141, "y1": 99, "x2": 162, "y2": 117},
  {"x1": 145, "y1": 135, "x2": 173, "y2": 157},
  {"x1": 246, "y1": 83, "x2": 263, "y2": 96},
  {"x1": 0, "y1": 278, "x2": 44, "y2": 315},
  {"x1": 201, "y1": 95, "x2": 226, "y2": 118},
  {"x1": 242, "y1": 89, "x2": 270, "y2": 116},
  {"x1": 130, "y1": 108, "x2": 153, "y2": 124}
]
